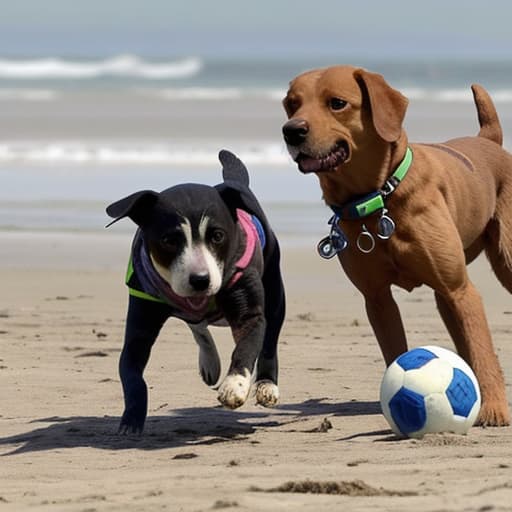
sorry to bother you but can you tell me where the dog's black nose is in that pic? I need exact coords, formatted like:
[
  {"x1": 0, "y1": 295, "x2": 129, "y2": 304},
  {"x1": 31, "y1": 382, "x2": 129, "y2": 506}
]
[
  {"x1": 189, "y1": 273, "x2": 210, "y2": 291},
  {"x1": 282, "y1": 119, "x2": 309, "y2": 146}
]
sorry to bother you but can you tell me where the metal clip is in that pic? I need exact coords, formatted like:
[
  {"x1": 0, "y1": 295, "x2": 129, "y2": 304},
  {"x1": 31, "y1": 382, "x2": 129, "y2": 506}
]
[{"x1": 381, "y1": 177, "x2": 399, "y2": 198}]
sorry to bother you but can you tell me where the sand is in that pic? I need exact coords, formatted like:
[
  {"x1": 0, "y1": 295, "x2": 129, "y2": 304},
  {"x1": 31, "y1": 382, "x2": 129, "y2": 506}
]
[{"x1": 1, "y1": 231, "x2": 511, "y2": 511}]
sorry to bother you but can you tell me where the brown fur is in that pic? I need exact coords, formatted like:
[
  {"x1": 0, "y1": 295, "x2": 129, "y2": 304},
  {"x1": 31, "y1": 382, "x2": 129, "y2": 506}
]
[{"x1": 283, "y1": 65, "x2": 512, "y2": 426}]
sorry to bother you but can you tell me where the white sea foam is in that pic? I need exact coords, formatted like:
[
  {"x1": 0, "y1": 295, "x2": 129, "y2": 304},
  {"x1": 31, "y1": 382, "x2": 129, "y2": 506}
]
[
  {"x1": 142, "y1": 87, "x2": 244, "y2": 100},
  {"x1": 0, "y1": 55, "x2": 202, "y2": 79},
  {"x1": 133, "y1": 86, "x2": 512, "y2": 103},
  {"x1": 135, "y1": 87, "x2": 286, "y2": 101},
  {"x1": 0, "y1": 141, "x2": 290, "y2": 166},
  {"x1": 490, "y1": 90, "x2": 512, "y2": 103},
  {"x1": 403, "y1": 87, "x2": 512, "y2": 103},
  {"x1": 0, "y1": 89, "x2": 58, "y2": 101}
]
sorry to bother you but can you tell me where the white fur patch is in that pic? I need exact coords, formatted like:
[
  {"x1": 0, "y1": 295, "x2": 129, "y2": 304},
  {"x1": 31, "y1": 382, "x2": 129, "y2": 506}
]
[
  {"x1": 218, "y1": 369, "x2": 251, "y2": 409},
  {"x1": 255, "y1": 380, "x2": 279, "y2": 407},
  {"x1": 151, "y1": 216, "x2": 224, "y2": 297},
  {"x1": 197, "y1": 215, "x2": 223, "y2": 294}
]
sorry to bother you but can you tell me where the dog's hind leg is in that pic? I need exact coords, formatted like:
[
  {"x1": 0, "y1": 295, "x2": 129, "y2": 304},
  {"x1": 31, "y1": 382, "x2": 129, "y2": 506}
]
[
  {"x1": 484, "y1": 213, "x2": 512, "y2": 293},
  {"x1": 435, "y1": 282, "x2": 510, "y2": 426},
  {"x1": 255, "y1": 246, "x2": 286, "y2": 407},
  {"x1": 189, "y1": 322, "x2": 221, "y2": 387}
]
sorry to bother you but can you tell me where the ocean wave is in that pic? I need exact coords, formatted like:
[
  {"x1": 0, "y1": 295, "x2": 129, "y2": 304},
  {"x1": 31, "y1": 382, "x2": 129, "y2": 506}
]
[
  {"x1": 0, "y1": 142, "x2": 290, "y2": 166},
  {"x1": 0, "y1": 88, "x2": 58, "y2": 101},
  {"x1": 402, "y1": 87, "x2": 512, "y2": 103},
  {"x1": 135, "y1": 87, "x2": 286, "y2": 101},
  {"x1": 137, "y1": 86, "x2": 512, "y2": 103},
  {"x1": 0, "y1": 55, "x2": 202, "y2": 79}
]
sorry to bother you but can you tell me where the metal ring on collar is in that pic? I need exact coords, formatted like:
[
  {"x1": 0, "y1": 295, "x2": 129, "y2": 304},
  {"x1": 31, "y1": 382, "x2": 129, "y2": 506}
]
[{"x1": 357, "y1": 229, "x2": 375, "y2": 254}]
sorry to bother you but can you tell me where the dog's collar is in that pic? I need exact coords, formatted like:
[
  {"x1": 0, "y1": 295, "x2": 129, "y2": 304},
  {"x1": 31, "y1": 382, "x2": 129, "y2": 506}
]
[{"x1": 329, "y1": 147, "x2": 413, "y2": 220}]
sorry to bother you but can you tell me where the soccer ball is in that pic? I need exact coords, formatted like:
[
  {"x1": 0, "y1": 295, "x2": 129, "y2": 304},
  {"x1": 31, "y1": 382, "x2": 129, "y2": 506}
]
[{"x1": 380, "y1": 346, "x2": 481, "y2": 439}]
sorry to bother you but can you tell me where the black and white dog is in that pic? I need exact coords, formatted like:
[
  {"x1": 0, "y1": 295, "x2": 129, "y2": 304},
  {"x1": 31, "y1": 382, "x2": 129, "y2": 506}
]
[{"x1": 106, "y1": 150, "x2": 285, "y2": 433}]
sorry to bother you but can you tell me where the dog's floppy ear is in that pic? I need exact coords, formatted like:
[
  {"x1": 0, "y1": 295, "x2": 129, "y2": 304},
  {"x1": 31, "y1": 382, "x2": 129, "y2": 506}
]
[
  {"x1": 219, "y1": 149, "x2": 250, "y2": 187},
  {"x1": 355, "y1": 69, "x2": 408, "y2": 143},
  {"x1": 105, "y1": 190, "x2": 159, "y2": 227}
]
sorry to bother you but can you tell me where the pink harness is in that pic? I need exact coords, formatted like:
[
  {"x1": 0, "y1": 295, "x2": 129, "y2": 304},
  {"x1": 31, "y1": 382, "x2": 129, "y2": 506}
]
[{"x1": 228, "y1": 209, "x2": 260, "y2": 287}]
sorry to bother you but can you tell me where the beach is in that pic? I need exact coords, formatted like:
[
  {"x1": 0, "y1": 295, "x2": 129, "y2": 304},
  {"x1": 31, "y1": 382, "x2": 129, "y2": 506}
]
[
  {"x1": 1, "y1": 54, "x2": 512, "y2": 510},
  {"x1": 1, "y1": 231, "x2": 511, "y2": 511}
]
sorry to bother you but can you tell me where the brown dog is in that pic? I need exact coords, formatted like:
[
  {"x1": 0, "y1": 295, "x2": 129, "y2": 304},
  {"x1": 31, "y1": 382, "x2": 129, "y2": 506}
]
[{"x1": 282, "y1": 65, "x2": 511, "y2": 426}]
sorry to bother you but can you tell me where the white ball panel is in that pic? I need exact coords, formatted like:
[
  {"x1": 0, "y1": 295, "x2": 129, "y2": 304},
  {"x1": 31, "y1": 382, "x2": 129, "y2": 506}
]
[
  {"x1": 403, "y1": 358, "x2": 453, "y2": 395},
  {"x1": 409, "y1": 393, "x2": 452, "y2": 438},
  {"x1": 381, "y1": 404, "x2": 401, "y2": 436},
  {"x1": 379, "y1": 362, "x2": 405, "y2": 436},
  {"x1": 379, "y1": 361, "x2": 405, "y2": 405},
  {"x1": 464, "y1": 399, "x2": 482, "y2": 429}
]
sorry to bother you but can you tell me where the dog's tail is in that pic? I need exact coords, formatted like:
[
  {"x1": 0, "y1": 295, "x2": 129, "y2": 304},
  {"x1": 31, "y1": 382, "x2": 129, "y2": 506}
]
[
  {"x1": 471, "y1": 84, "x2": 503, "y2": 146},
  {"x1": 219, "y1": 150, "x2": 250, "y2": 186}
]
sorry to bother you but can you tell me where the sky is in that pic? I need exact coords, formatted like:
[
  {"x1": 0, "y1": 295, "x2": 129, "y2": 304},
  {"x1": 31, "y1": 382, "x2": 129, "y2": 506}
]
[{"x1": 1, "y1": 0, "x2": 512, "y2": 59}]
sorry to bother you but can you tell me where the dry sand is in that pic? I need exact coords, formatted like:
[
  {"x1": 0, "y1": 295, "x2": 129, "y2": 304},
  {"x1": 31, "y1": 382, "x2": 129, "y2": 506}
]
[{"x1": 1, "y1": 231, "x2": 511, "y2": 511}]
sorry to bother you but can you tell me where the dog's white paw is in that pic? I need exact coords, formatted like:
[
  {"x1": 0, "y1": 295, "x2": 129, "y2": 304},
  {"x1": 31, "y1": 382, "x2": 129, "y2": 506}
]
[
  {"x1": 218, "y1": 370, "x2": 251, "y2": 409},
  {"x1": 255, "y1": 380, "x2": 279, "y2": 407}
]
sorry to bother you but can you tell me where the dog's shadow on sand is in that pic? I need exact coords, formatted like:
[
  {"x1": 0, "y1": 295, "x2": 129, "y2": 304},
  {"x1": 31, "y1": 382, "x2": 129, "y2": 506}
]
[{"x1": 0, "y1": 398, "x2": 382, "y2": 455}]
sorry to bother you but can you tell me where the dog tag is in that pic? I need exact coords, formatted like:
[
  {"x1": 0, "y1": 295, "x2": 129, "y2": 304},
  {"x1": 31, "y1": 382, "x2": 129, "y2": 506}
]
[
  {"x1": 317, "y1": 230, "x2": 348, "y2": 259},
  {"x1": 318, "y1": 215, "x2": 349, "y2": 259},
  {"x1": 317, "y1": 236, "x2": 338, "y2": 259},
  {"x1": 357, "y1": 224, "x2": 375, "y2": 254},
  {"x1": 377, "y1": 209, "x2": 395, "y2": 240}
]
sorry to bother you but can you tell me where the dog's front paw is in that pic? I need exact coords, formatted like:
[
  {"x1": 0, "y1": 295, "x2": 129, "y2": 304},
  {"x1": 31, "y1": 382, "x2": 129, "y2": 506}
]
[
  {"x1": 255, "y1": 380, "x2": 279, "y2": 407},
  {"x1": 199, "y1": 344, "x2": 221, "y2": 386},
  {"x1": 476, "y1": 400, "x2": 511, "y2": 427},
  {"x1": 217, "y1": 370, "x2": 251, "y2": 409},
  {"x1": 118, "y1": 409, "x2": 146, "y2": 435}
]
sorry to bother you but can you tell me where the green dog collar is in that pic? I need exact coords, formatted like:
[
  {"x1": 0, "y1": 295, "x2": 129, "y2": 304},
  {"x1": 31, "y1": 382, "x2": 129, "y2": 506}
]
[
  {"x1": 330, "y1": 147, "x2": 413, "y2": 220},
  {"x1": 390, "y1": 146, "x2": 413, "y2": 183}
]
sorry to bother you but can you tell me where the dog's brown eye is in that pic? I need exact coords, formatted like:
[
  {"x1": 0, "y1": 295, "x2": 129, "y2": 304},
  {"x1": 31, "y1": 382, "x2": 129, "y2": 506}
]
[
  {"x1": 284, "y1": 97, "x2": 300, "y2": 115},
  {"x1": 329, "y1": 97, "x2": 347, "y2": 111},
  {"x1": 161, "y1": 233, "x2": 181, "y2": 248},
  {"x1": 210, "y1": 229, "x2": 225, "y2": 245}
]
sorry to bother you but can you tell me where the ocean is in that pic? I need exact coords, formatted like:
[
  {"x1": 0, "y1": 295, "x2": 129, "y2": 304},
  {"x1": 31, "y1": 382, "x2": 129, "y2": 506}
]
[{"x1": 2, "y1": 55, "x2": 512, "y2": 237}]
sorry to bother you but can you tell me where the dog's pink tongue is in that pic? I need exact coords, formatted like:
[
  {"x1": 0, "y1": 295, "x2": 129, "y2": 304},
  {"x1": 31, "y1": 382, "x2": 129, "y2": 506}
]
[
  {"x1": 298, "y1": 156, "x2": 321, "y2": 173},
  {"x1": 185, "y1": 296, "x2": 209, "y2": 311}
]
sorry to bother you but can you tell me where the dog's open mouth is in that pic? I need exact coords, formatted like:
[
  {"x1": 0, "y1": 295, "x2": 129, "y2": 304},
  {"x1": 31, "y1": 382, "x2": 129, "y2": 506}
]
[
  {"x1": 296, "y1": 141, "x2": 349, "y2": 174},
  {"x1": 185, "y1": 295, "x2": 210, "y2": 311}
]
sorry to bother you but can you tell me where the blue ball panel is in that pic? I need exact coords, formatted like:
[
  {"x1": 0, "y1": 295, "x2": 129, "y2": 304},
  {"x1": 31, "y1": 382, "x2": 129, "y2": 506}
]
[
  {"x1": 389, "y1": 387, "x2": 427, "y2": 434},
  {"x1": 446, "y1": 368, "x2": 478, "y2": 417},
  {"x1": 396, "y1": 348, "x2": 438, "y2": 371}
]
